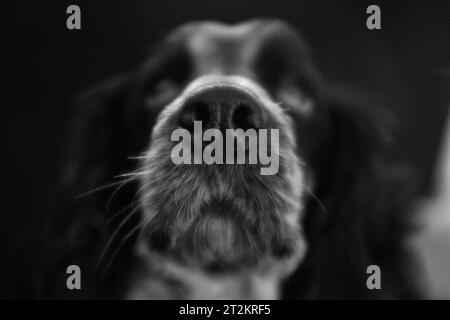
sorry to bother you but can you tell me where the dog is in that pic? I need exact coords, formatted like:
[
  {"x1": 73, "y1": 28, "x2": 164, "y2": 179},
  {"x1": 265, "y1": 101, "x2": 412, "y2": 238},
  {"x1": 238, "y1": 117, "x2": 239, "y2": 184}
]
[{"x1": 42, "y1": 19, "x2": 419, "y2": 299}]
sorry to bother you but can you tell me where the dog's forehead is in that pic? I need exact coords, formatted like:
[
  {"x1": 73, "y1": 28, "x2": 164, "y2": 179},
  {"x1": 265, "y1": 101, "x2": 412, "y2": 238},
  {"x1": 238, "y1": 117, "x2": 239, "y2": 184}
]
[{"x1": 165, "y1": 19, "x2": 307, "y2": 75}]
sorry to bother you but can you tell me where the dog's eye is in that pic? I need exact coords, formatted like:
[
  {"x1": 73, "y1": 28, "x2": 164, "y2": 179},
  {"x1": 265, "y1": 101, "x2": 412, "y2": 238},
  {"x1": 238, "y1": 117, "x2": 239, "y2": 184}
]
[
  {"x1": 278, "y1": 84, "x2": 314, "y2": 115},
  {"x1": 146, "y1": 79, "x2": 179, "y2": 106},
  {"x1": 144, "y1": 46, "x2": 192, "y2": 107}
]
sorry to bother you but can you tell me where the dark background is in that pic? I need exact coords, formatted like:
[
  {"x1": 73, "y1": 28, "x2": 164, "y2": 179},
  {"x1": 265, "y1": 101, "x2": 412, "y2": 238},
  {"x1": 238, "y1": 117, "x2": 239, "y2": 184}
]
[{"x1": 2, "y1": 0, "x2": 450, "y2": 298}]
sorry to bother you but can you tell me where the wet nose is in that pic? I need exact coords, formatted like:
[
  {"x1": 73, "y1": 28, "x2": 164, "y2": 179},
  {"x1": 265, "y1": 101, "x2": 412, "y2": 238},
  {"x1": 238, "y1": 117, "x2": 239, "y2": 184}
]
[{"x1": 177, "y1": 85, "x2": 264, "y2": 131}]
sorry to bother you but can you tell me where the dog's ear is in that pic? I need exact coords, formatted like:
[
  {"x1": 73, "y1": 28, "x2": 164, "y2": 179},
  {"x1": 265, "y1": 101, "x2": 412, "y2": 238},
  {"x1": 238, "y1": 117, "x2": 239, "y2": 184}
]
[
  {"x1": 305, "y1": 94, "x2": 394, "y2": 205},
  {"x1": 323, "y1": 97, "x2": 393, "y2": 182},
  {"x1": 40, "y1": 76, "x2": 142, "y2": 299},
  {"x1": 62, "y1": 77, "x2": 132, "y2": 192},
  {"x1": 293, "y1": 95, "x2": 417, "y2": 299}
]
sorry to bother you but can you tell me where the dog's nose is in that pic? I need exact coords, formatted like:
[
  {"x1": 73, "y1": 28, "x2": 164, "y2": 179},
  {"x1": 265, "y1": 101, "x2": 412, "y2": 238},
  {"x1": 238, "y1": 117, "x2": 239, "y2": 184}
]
[{"x1": 177, "y1": 85, "x2": 263, "y2": 131}]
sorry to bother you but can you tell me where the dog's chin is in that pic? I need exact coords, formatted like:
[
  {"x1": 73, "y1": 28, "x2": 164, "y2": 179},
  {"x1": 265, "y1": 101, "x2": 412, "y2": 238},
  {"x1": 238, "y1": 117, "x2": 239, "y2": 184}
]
[
  {"x1": 177, "y1": 201, "x2": 261, "y2": 271},
  {"x1": 145, "y1": 199, "x2": 296, "y2": 273}
]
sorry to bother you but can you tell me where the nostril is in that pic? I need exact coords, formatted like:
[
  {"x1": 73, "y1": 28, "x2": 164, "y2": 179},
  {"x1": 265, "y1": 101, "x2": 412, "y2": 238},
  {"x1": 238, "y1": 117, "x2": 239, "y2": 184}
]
[
  {"x1": 178, "y1": 85, "x2": 263, "y2": 132},
  {"x1": 178, "y1": 101, "x2": 211, "y2": 131},
  {"x1": 231, "y1": 103, "x2": 259, "y2": 130}
]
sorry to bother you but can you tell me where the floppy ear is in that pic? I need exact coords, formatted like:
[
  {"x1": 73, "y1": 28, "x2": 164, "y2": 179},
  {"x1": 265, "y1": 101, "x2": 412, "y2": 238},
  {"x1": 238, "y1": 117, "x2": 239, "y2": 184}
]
[
  {"x1": 285, "y1": 96, "x2": 418, "y2": 299},
  {"x1": 62, "y1": 77, "x2": 133, "y2": 193},
  {"x1": 322, "y1": 97, "x2": 393, "y2": 184},
  {"x1": 40, "y1": 44, "x2": 182, "y2": 297},
  {"x1": 324, "y1": 100, "x2": 417, "y2": 298},
  {"x1": 38, "y1": 76, "x2": 145, "y2": 299}
]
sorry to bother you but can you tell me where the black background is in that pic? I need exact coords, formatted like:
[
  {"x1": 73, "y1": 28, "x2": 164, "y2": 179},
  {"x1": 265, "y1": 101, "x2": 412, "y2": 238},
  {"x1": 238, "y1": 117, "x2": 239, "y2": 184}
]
[{"x1": 2, "y1": 0, "x2": 450, "y2": 298}]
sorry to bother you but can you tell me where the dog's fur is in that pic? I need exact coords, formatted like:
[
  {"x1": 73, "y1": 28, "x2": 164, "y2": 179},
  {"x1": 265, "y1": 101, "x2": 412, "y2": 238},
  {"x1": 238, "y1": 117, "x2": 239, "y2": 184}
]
[{"x1": 40, "y1": 20, "x2": 419, "y2": 299}]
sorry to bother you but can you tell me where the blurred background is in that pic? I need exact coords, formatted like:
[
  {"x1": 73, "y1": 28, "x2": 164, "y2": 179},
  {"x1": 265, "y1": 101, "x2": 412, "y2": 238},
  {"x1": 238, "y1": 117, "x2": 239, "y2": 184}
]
[{"x1": 2, "y1": 0, "x2": 450, "y2": 298}]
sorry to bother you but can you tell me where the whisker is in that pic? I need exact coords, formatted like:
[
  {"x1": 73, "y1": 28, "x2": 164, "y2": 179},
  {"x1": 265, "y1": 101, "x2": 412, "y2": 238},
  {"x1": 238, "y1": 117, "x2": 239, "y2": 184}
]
[
  {"x1": 106, "y1": 200, "x2": 140, "y2": 225},
  {"x1": 105, "y1": 162, "x2": 156, "y2": 212},
  {"x1": 105, "y1": 179, "x2": 152, "y2": 225},
  {"x1": 99, "y1": 224, "x2": 142, "y2": 276},
  {"x1": 114, "y1": 170, "x2": 151, "y2": 178},
  {"x1": 133, "y1": 214, "x2": 154, "y2": 255},
  {"x1": 104, "y1": 175, "x2": 140, "y2": 212},
  {"x1": 75, "y1": 157, "x2": 150, "y2": 201},
  {"x1": 304, "y1": 186, "x2": 327, "y2": 216},
  {"x1": 127, "y1": 155, "x2": 147, "y2": 160},
  {"x1": 74, "y1": 180, "x2": 127, "y2": 199},
  {"x1": 96, "y1": 205, "x2": 141, "y2": 272}
]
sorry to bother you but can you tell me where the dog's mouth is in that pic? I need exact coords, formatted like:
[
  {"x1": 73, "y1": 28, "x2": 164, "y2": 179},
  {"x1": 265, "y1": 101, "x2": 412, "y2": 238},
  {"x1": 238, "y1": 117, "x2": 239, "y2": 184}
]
[
  {"x1": 177, "y1": 199, "x2": 261, "y2": 270},
  {"x1": 143, "y1": 196, "x2": 297, "y2": 271},
  {"x1": 139, "y1": 157, "x2": 304, "y2": 272}
]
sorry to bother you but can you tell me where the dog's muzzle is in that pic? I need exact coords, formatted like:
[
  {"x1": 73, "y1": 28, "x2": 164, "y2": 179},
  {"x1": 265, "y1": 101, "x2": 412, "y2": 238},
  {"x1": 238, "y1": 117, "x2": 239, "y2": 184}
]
[{"x1": 138, "y1": 75, "x2": 307, "y2": 273}]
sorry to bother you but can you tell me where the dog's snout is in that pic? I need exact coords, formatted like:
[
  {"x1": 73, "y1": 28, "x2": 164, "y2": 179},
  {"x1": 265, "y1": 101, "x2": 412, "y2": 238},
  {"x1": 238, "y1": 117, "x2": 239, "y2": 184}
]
[{"x1": 177, "y1": 85, "x2": 263, "y2": 131}]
